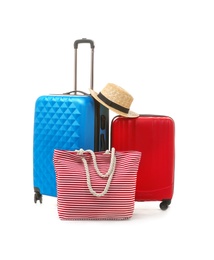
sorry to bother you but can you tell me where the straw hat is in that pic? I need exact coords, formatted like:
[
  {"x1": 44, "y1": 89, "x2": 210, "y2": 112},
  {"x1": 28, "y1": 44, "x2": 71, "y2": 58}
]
[{"x1": 89, "y1": 83, "x2": 139, "y2": 118}]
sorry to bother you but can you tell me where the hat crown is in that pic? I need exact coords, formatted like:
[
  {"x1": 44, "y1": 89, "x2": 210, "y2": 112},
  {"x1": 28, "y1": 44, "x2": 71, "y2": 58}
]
[{"x1": 101, "y1": 83, "x2": 133, "y2": 109}]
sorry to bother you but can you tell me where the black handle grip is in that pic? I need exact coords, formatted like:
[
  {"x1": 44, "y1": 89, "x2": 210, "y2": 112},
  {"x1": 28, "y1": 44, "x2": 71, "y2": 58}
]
[{"x1": 74, "y1": 38, "x2": 95, "y2": 49}]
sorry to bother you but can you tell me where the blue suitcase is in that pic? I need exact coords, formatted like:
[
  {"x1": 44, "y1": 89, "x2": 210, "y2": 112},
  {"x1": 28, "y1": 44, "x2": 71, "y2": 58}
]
[{"x1": 33, "y1": 39, "x2": 109, "y2": 203}]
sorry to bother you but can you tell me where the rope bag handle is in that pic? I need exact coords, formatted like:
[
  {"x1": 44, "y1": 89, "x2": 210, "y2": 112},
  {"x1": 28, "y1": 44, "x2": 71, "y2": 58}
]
[{"x1": 75, "y1": 148, "x2": 116, "y2": 197}]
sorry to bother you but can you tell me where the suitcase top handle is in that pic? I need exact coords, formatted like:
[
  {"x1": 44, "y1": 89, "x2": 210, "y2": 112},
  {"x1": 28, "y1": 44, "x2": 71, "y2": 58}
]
[{"x1": 74, "y1": 38, "x2": 95, "y2": 92}]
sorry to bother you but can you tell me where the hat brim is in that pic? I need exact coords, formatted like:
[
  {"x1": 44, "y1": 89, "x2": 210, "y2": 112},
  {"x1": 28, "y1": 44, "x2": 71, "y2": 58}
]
[{"x1": 89, "y1": 89, "x2": 139, "y2": 118}]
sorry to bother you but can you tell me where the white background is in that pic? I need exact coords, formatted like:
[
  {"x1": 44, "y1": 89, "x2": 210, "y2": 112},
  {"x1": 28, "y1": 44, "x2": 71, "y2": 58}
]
[{"x1": 0, "y1": 0, "x2": 214, "y2": 259}]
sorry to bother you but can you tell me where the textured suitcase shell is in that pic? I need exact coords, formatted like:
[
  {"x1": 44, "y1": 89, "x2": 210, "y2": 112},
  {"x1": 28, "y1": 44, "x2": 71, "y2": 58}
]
[
  {"x1": 111, "y1": 115, "x2": 175, "y2": 210},
  {"x1": 33, "y1": 94, "x2": 109, "y2": 200}
]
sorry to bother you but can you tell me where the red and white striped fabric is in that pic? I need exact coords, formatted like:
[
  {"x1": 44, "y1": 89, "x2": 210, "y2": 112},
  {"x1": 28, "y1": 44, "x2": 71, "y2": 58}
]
[{"x1": 53, "y1": 148, "x2": 141, "y2": 220}]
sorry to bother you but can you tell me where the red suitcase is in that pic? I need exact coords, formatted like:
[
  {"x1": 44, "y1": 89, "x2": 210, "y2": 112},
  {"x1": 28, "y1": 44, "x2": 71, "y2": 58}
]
[{"x1": 111, "y1": 115, "x2": 175, "y2": 210}]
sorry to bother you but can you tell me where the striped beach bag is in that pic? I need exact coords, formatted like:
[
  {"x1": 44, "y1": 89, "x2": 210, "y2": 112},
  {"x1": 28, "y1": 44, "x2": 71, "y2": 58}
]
[{"x1": 53, "y1": 148, "x2": 141, "y2": 220}]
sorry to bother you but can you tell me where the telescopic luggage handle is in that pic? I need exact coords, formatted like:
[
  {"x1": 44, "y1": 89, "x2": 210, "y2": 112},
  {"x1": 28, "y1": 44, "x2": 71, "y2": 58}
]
[{"x1": 74, "y1": 38, "x2": 95, "y2": 93}]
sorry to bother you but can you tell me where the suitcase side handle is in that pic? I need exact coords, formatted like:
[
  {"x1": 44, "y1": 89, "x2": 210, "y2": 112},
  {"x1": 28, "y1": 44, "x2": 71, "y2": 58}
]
[{"x1": 74, "y1": 38, "x2": 94, "y2": 93}]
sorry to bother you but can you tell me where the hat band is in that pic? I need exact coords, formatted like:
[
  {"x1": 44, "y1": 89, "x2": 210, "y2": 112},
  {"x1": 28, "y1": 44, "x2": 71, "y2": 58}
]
[{"x1": 97, "y1": 92, "x2": 129, "y2": 114}]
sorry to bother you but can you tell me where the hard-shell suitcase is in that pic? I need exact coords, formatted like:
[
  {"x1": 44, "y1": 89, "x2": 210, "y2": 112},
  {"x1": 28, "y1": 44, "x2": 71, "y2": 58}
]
[
  {"x1": 111, "y1": 115, "x2": 175, "y2": 210},
  {"x1": 33, "y1": 38, "x2": 109, "y2": 203}
]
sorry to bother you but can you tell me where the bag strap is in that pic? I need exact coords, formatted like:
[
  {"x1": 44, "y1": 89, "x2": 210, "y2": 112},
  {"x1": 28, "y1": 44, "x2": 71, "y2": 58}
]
[{"x1": 76, "y1": 148, "x2": 116, "y2": 197}]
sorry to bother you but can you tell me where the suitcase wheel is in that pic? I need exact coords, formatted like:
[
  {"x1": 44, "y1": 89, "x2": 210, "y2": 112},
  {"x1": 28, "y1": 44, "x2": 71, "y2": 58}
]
[
  {"x1": 34, "y1": 191, "x2": 42, "y2": 204},
  {"x1": 159, "y1": 199, "x2": 171, "y2": 210}
]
